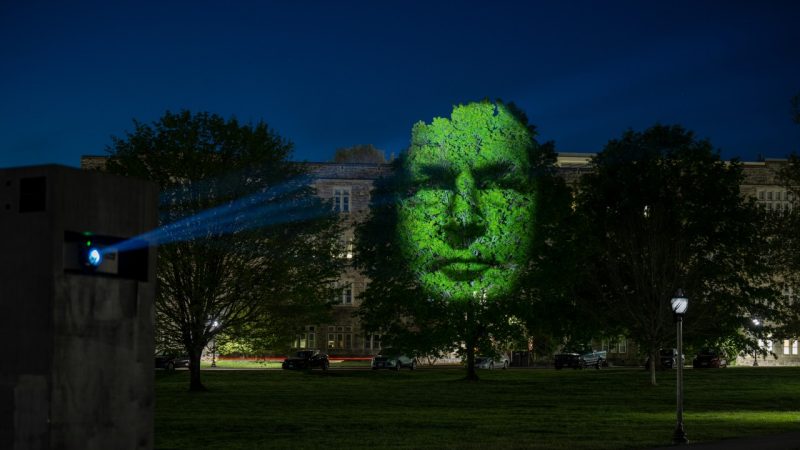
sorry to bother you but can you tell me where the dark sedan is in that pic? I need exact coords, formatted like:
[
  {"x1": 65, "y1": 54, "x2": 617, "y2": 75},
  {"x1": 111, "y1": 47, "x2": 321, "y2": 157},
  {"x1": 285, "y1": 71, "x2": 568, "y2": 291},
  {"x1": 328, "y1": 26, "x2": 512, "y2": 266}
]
[
  {"x1": 155, "y1": 354, "x2": 189, "y2": 371},
  {"x1": 282, "y1": 350, "x2": 330, "y2": 371},
  {"x1": 692, "y1": 348, "x2": 727, "y2": 368}
]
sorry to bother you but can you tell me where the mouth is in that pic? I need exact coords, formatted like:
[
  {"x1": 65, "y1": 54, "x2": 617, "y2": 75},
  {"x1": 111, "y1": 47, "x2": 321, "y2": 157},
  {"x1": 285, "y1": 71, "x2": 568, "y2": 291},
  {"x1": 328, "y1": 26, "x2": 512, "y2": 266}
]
[{"x1": 435, "y1": 259, "x2": 493, "y2": 281}]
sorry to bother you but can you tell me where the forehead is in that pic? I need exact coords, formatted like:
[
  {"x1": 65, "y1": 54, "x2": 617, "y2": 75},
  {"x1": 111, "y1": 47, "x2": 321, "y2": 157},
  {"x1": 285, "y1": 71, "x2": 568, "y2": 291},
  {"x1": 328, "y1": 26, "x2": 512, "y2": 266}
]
[
  {"x1": 405, "y1": 107, "x2": 532, "y2": 175},
  {"x1": 406, "y1": 141, "x2": 530, "y2": 173}
]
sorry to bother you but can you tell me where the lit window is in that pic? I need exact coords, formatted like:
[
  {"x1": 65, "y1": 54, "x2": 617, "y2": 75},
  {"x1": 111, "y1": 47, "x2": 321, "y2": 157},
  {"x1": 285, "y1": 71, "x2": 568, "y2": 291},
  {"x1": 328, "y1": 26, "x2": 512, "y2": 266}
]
[
  {"x1": 794, "y1": 340, "x2": 799, "y2": 355},
  {"x1": 327, "y1": 329, "x2": 353, "y2": 349},
  {"x1": 339, "y1": 234, "x2": 354, "y2": 259},
  {"x1": 295, "y1": 326, "x2": 317, "y2": 349},
  {"x1": 785, "y1": 340, "x2": 791, "y2": 355}
]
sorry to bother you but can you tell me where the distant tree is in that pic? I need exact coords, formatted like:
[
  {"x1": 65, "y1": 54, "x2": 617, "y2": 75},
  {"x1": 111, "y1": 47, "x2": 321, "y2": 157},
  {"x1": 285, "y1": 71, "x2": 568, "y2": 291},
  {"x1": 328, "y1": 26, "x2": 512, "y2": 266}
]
[
  {"x1": 332, "y1": 144, "x2": 387, "y2": 164},
  {"x1": 576, "y1": 125, "x2": 782, "y2": 385},
  {"x1": 106, "y1": 110, "x2": 341, "y2": 391},
  {"x1": 518, "y1": 140, "x2": 617, "y2": 351}
]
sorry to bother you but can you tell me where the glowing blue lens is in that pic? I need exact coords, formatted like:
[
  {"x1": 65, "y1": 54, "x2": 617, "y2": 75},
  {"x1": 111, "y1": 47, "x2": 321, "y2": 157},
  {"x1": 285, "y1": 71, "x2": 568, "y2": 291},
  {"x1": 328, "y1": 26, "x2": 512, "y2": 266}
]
[{"x1": 87, "y1": 248, "x2": 102, "y2": 266}]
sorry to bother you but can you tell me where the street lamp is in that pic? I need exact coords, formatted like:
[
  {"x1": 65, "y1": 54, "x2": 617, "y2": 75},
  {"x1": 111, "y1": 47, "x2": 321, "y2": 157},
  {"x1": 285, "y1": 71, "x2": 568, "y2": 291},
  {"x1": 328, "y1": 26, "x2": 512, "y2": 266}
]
[
  {"x1": 752, "y1": 318, "x2": 760, "y2": 367},
  {"x1": 671, "y1": 289, "x2": 689, "y2": 445},
  {"x1": 210, "y1": 320, "x2": 220, "y2": 368}
]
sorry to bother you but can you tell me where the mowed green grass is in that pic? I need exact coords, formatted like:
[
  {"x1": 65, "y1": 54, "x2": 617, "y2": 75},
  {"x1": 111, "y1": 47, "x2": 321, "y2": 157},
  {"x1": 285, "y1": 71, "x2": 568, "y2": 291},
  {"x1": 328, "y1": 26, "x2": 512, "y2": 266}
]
[{"x1": 155, "y1": 367, "x2": 800, "y2": 449}]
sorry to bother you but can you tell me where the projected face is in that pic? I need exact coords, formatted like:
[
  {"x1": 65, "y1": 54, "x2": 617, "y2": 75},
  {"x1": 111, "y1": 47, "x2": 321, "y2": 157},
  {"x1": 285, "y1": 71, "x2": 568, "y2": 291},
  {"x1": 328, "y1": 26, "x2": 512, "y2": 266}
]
[{"x1": 397, "y1": 103, "x2": 536, "y2": 302}]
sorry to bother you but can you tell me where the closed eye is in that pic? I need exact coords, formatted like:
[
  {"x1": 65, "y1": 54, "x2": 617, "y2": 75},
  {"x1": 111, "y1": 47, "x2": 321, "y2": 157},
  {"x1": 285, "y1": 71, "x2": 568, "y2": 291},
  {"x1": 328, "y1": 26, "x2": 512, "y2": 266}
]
[
  {"x1": 414, "y1": 164, "x2": 456, "y2": 190},
  {"x1": 474, "y1": 163, "x2": 525, "y2": 191}
]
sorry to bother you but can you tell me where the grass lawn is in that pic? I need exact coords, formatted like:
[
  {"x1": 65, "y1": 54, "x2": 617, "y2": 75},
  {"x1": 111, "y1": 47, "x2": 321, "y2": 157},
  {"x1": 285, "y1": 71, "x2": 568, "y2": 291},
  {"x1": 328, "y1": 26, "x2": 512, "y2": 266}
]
[{"x1": 156, "y1": 366, "x2": 800, "y2": 449}]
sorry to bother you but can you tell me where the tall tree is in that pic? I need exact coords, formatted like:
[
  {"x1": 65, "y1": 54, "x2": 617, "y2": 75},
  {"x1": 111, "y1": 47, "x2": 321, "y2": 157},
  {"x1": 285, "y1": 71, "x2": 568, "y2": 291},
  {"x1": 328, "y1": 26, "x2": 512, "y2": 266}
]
[
  {"x1": 577, "y1": 124, "x2": 781, "y2": 385},
  {"x1": 356, "y1": 101, "x2": 551, "y2": 380},
  {"x1": 106, "y1": 110, "x2": 341, "y2": 391},
  {"x1": 332, "y1": 144, "x2": 387, "y2": 164}
]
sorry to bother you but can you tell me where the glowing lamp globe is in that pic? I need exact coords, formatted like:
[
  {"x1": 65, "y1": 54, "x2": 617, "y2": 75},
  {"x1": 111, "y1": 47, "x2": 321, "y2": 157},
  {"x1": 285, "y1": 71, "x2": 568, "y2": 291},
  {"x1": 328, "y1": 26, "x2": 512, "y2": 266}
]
[{"x1": 671, "y1": 290, "x2": 688, "y2": 316}]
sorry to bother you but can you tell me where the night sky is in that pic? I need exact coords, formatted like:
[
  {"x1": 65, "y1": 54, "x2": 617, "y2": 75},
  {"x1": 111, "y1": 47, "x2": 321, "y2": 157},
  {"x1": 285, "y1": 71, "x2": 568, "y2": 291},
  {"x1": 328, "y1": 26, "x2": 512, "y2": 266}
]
[{"x1": 1, "y1": 1, "x2": 798, "y2": 168}]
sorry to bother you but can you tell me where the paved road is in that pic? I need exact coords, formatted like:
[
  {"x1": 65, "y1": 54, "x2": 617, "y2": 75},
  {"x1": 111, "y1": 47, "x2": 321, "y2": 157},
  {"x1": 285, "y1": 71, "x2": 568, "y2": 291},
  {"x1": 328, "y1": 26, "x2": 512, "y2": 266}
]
[{"x1": 650, "y1": 431, "x2": 800, "y2": 449}]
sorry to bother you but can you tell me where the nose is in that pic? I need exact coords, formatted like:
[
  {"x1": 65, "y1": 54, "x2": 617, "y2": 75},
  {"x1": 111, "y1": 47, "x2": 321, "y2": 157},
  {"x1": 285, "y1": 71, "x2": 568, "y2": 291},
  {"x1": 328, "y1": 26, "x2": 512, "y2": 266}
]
[{"x1": 444, "y1": 171, "x2": 486, "y2": 247}]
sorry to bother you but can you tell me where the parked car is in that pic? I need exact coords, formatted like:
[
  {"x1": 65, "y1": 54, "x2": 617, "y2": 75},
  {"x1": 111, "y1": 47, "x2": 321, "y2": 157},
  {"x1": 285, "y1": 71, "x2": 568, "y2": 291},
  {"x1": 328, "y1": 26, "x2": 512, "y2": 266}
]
[
  {"x1": 282, "y1": 350, "x2": 329, "y2": 371},
  {"x1": 372, "y1": 349, "x2": 416, "y2": 371},
  {"x1": 554, "y1": 350, "x2": 607, "y2": 370},
  {"x1": 644, "y1": 348, "x2": 685, "y2": 369},
  {"x1": 155, "y1": 353, "x2": 189, "y2": 371},
  {"x1": 693, "y1": 348, "x2": 728, "y2": 368},
  {"x1": 475, "y1": 354, "x2": 510, "y2": 370}
]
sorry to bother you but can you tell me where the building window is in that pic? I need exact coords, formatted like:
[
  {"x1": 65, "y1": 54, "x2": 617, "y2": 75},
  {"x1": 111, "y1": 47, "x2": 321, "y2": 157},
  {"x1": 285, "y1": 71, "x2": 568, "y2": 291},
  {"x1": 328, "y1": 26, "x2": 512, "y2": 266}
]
[
  {"x1": 333, "y1": 187, "x2": 351, "y2": 213},
  {"x1": 327, "y1": 326, "x2": 353, "y2": 349},
  {"x1": 794, "y1": 340, "x2": 799, "y2": 355},
  {"x1": 335, "y1": 282, "x2": 353, "y2": 305},
  {"x1": 365, "y1": 334, "x2": 382, "y2": 350},
  {"x1": 758, "y1": 191, "x2": 765, "y2": 200},
  {"x1": 295, "y1": 326, "x2": 316, "y2": 349},
  {"x1": 617, "y1": 339, "x2": 627, "y2": 354},
  {"x1": 339, "y1": 234, "x2": 353, "y2": 259}
]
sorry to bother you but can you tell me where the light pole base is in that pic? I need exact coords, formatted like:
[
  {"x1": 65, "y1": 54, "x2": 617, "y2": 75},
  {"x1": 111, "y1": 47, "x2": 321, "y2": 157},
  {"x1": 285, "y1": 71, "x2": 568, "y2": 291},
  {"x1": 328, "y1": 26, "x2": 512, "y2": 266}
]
[{"x1": 673, "y1": 424, "x2": 688, "y2": 445}]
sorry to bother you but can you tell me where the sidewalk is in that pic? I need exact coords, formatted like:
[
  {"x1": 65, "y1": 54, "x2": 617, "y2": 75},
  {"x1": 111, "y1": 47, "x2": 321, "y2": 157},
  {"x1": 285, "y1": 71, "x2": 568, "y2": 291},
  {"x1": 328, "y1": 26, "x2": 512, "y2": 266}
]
[{"x1": 651, "y1": 431, "x2": 800, "y2": 449}]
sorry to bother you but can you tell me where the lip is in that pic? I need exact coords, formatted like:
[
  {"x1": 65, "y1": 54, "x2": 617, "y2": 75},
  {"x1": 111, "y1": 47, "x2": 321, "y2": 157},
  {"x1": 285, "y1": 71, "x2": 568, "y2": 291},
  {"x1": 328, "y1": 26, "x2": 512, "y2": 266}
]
[{"x1": 436, "y1": 259, "x2": 493, "y2": 280}]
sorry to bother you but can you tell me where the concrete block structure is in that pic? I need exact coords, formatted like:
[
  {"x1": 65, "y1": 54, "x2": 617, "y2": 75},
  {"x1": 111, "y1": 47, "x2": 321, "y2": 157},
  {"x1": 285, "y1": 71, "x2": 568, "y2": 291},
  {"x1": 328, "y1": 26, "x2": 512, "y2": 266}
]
[{"x1": 0, "y1": 165, "x2": 158, "y2": 450}]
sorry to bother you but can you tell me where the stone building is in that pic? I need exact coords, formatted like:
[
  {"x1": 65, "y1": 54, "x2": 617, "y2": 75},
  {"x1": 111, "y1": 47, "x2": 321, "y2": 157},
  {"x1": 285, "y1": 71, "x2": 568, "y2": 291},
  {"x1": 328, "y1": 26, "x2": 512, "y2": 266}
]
[
  {"x1": 295, "y1": 163, "x2": 393, "y2": 357},
  {"x1": 81, "y1": 154, "x2": 798, "y2": 364},
  {"x1": 738, "y1": 158, "x2": 798, "y2": 366}
]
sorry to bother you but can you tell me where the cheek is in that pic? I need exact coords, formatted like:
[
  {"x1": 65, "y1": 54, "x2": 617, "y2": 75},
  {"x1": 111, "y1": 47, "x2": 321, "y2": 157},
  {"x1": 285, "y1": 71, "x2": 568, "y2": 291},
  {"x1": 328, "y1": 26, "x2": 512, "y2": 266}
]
[
  {"x1": 399, "y1": 192, "x2": 450, "y2": 225},
  {"x1": 397, "y1": 195, "x2": 449, "y2": 252},
  {"x1": 479, "y1": 191, "x2": 534, "y2": 235},
  {"x1": 476, "y1": 192, "x2": 534, "y2": 261}
]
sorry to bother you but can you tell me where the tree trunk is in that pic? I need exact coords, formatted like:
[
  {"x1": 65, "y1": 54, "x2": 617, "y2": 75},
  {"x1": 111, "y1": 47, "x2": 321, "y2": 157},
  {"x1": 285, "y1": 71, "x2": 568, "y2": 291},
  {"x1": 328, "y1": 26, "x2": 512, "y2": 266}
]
[
  {"x1": 649, "y1": 345, "x2": 658, "y2": 386},
  {"x1": 465, "y1": 338, "x2": 479, "y2": 381},
  {"x1": 188, "y1": 345, "x2": 206, "y2": 392},
  {"x1": 464, "y1": 304, "x2": 479, "y2": 381}
]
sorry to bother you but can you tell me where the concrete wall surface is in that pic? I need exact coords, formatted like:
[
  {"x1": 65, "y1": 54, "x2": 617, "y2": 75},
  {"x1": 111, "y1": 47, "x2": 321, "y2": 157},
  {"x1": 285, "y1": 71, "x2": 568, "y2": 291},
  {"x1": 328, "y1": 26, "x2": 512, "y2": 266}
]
[{"x1": 0, "y1": 165, "x2": 157, "y2": 450}]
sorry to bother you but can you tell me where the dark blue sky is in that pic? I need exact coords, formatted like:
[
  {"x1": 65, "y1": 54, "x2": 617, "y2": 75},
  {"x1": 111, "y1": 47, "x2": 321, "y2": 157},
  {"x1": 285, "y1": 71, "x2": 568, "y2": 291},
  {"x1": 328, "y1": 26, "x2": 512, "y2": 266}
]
[{"x1": 2, "y1": 1, "x2": 798, "y2": 168}]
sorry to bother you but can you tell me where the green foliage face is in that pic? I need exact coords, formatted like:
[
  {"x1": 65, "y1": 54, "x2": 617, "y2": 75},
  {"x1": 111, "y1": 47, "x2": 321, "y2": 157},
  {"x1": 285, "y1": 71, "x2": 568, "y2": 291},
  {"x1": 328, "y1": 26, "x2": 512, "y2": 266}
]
[{"x1": 397, "y1": 102, "x2": 536, "y2": 302}]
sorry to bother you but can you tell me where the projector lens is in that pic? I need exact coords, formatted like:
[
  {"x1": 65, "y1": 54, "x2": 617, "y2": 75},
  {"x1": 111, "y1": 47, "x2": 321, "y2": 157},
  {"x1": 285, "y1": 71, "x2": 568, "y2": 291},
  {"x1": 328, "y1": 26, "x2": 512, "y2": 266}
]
[{"x1": 86, "y1": 248, "x2": 102, "y2": 267}]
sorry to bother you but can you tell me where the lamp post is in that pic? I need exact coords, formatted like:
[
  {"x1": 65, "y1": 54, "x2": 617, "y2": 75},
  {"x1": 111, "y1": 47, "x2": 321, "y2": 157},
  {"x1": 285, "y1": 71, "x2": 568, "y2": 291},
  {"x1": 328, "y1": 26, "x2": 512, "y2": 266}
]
[
  {"x1": 752, "y1": 318, "x2": 760, "y2": 367},
  {"x1": 671, "y1": 289, "x2": 689, "y2": 445},
  {"x1": 210, "y1": 320, "x2": 220, "y2": 368}
]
